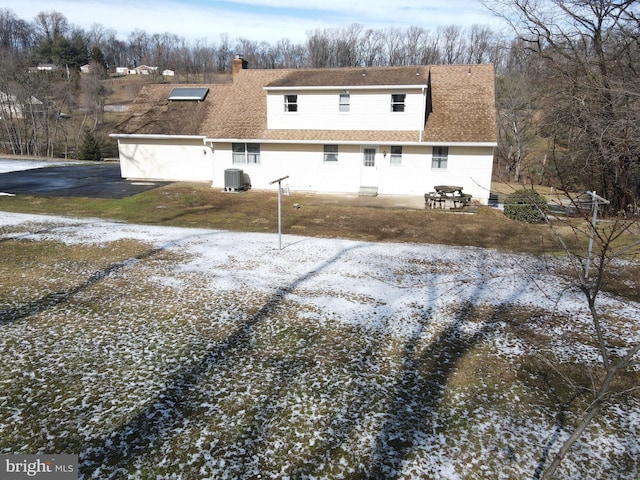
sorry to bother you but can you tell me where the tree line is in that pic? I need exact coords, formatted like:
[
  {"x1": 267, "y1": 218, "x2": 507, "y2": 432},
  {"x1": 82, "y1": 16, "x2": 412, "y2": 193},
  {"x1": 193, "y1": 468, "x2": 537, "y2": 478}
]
[{"x1": 0, "y1": 9, "x2": 513, "y2": 73}]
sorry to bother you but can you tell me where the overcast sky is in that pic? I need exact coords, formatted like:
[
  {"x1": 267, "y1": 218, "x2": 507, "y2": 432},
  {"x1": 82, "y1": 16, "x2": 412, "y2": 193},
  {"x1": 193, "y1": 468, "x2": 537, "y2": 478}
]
[{"x1": 1, "y1": 0, "x2": 506, "y2": 44}]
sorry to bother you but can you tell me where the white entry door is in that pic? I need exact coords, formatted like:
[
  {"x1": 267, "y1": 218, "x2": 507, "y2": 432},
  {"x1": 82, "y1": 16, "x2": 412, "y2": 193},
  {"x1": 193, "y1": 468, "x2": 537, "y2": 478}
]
[{"x1": 360, "y1": 146, "x2": 378, "y2": 188}]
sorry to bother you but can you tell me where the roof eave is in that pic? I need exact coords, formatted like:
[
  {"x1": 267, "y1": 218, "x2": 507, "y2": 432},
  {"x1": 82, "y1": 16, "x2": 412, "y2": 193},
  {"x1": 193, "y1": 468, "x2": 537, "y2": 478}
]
[
  {"x1": 264, "y1": 84, "x2": 427, "y2": 92},
  {"x1": 110, "y1": 134, "x2": 207, "y2": 140},
  {"x1": 206, "y1": 137, "x2": 496, "y2": 147}
]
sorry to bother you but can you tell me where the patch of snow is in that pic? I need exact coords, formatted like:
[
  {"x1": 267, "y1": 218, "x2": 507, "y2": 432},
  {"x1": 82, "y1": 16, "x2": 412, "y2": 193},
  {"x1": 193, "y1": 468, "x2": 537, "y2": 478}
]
[
  {"x1": 0, "y1": 158, "x2": 78, "y2": 173},
  {"x1": 0, "y1": 211, "x2": 639, "y2": 479}
]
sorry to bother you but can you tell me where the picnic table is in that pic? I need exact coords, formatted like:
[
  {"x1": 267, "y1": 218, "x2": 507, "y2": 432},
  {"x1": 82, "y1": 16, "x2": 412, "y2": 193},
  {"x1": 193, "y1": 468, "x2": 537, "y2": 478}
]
[{"x1": 425, "y1": 185, "x2": 472, "y2": 209}]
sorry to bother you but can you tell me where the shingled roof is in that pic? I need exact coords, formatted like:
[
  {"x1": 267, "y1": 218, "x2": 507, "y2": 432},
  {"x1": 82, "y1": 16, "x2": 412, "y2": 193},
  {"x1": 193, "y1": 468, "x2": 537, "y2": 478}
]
[
  {"x1": 114, "y1": 64, "x2": 496, "y2": 144},
  {"x1": 424, "y1": 64, "x2": 497, "y2": 143},
  {"x1": 265, "y1": 66, "x2": 429, "y2": 88}
]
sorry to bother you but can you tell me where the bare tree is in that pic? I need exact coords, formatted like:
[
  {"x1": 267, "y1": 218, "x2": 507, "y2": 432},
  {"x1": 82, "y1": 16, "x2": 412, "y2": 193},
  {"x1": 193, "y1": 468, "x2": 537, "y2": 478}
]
[
  {"x1": 215, "y1": 33, "x2": 232, "y2": 72},
  {"x1": 33, "y1": 10, "x2": 68, "y2": 41},
  {"x1": 359, "y1": 28, "x2": 386, "y2": 66},
  {"x1": 306, "y1": 29, "x2": 333, "y2": 68},
  {"x1": 403, "y1": 26, "x2": 428, "y2": 66},
  {"x1": 274, "y1": 38, "x2": 307, "y2": 68},
  {"x1": 80, "y1": 69, "x2": 111, "y2": 130},
  {"x1": 127, "y1": 29, "x2": 150, "y2": 67},
  {"x1": 495, "y1": 71, "x2": 539, "y2": 182},
  {"x1": 191, "y1": 39, "x2": 217, "y2": 80},
  {"x1": 483, "y1": 0, "x2": 640, "y2": 477},
  {"x1": 466, "y1": 24, "x2": 496, "y2": 64},
  {"x1": 0, "y1": 8, "x2": 34, "y2": 52},
  {"x1": 385, "y1": 27, "x2": 406, "y2": 66},
  {"x1": 102, "y1": 31, "x2": 127, "y2": 69},
  {"x1": 334, "y1": 23, "x2": 363, "y2": 67},
  {"x1": 529, "y1": 190, "x2": 640, "y2": 480},
  {"x1": 483, "y1": 0, "x2": 640, "y2": 213},
  {"x1": 439, "y1": 25, "x2": 466, "y2": 64}
]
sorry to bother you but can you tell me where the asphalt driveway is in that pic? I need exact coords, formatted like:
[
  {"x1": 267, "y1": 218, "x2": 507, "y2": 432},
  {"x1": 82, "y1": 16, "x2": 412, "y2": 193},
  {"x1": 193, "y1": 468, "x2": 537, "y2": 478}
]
[{"x1": 0, "y1": 162, "x2": 169, "y2": 199}]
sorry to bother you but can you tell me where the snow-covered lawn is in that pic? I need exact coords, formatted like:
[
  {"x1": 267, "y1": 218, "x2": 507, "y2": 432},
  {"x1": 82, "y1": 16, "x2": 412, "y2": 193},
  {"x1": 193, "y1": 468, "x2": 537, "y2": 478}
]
[
  {"x1": 0, "y1": 158, "x2": 77, "y2": 174},
  {"x1": 0, "y1": 212, "x2": 638, "y2": 479}
]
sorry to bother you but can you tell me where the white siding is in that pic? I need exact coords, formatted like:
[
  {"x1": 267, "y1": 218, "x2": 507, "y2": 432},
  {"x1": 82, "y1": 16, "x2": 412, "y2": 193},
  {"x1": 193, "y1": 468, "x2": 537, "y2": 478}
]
[
  {"x1": 116, "y1": 138, "x2": 493, "y2": 204},
  {"x1": 211, "y1": 143, "x2": 362, "y2": 193},
  {"x1": 210, "y1": 142, "x2": 494, "y2": 204},
  {"x1": 266, "y1": 89, "x2": 427, "y2": 131},
  {"x1": 424, "y1": 146, "x2": 494, "y2": 203},
  {"x1": 118, "y1": 138, "x2": 213, "y2": 181}
]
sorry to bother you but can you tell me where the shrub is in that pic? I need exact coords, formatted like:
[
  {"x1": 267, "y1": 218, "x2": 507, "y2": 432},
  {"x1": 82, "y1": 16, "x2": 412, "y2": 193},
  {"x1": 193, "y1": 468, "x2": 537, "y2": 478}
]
[
  {"x1": 503, "y1": 189, "x2": 549, "y2": 223},
  {"x1": 77, "y1": 128, "x2": 103, "y2": 161}
]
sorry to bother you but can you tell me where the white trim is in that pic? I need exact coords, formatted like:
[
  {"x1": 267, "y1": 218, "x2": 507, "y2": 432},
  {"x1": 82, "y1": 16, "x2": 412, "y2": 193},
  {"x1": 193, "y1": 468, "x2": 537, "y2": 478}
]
[
  {"x1": 207, "y1": 138, "x2": 497, "y2": 147},
  {"x1": 110, "y1": 133, "x2": 496, "y2": 148},
  {"x1": 264, "y1": 84, "x2": 427, "y2": 92},
  {"x1": 110, "y1": 134, "x2": 206, "y2": 141}
]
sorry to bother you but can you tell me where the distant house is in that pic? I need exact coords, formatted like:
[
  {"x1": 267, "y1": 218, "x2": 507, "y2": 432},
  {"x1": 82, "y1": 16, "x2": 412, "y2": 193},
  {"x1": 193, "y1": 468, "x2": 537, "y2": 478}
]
[
  {"x1": 0, "y1": 91, "x2": 20, "y2": 118},
  {"x1": 0, "y1": 91, "x2": 45, "y2": 118},
  {"x1": 36, "y1": 64, "x2": 58, "y2": 71},
  {"x1": 111, "y1": 58, "x2": 497, "y2": 203},
  {"x1": 115, "y1": 67, "x2": 130, "y2": 75},
  {"x1": 80, "y1": 64, "x2": 91, "y2": 73},
  {"x1": 132, "y1": 65, "x2": 158, "y2": 75},
  {"x1": 162, "y1": 69, "x2": 175, "y2": 77}
]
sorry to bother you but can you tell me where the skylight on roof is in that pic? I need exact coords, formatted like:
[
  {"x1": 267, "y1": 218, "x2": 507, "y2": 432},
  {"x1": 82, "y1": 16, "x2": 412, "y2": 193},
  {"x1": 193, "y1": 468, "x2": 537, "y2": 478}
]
[{"x1": 168, "y1": 87, "x2": 209, "y2": 101}]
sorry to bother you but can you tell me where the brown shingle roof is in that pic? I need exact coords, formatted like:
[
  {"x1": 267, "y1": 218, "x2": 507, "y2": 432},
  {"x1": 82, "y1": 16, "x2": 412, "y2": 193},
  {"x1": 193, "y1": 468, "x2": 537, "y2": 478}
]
[
  {"x1": 265, "y1": 66, "x2": 429, "y2": 88},
  {"x1": 114, "y1": 83, "x2": 231, "y2": 136},
  {"x1": 202, "y1": 69, "x2": 286, "y2": 139},
  {"x1": 114, "y1": 64, "x2": 496, "y2": 145},
  {"x1": 423, "y1": 64, "x2": 497, "y2": 143}
]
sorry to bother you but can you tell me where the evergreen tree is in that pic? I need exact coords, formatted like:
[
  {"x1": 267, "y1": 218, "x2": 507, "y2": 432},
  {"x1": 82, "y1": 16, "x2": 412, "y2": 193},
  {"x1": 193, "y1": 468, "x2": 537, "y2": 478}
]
[{"x1": 77, "y1": 128, "x2": 102, "y2": 160}]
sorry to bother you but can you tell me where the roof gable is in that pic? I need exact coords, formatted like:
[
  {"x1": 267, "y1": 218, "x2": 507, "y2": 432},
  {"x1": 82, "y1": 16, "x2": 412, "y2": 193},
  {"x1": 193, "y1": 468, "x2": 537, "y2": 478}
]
[{"x1": 422, "y1": 64, "x2": 497, "y2": 143}]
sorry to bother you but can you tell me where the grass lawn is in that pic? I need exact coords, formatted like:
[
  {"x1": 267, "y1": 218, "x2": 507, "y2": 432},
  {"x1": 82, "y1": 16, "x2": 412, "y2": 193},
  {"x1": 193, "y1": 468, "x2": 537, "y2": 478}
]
[
  {"x1": 0, "y1": 184, "x2": 639, "y2": 479},
  {"x1": 0, "y1": 182, "x2": 591, "y2": 253}
]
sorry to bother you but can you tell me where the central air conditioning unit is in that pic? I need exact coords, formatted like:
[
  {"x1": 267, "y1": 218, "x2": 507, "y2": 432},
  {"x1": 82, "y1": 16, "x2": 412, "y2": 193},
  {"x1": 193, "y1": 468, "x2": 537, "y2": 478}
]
[{"x1": 224, "y1": 168, "x2": 244, "y2": 191}]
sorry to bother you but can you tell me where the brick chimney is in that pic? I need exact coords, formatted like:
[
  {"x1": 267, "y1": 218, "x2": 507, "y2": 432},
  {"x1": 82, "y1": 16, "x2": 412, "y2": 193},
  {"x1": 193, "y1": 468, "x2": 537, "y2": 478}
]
[{"x1": 232, "y1": 54, "x2": 248, "y2": 76}]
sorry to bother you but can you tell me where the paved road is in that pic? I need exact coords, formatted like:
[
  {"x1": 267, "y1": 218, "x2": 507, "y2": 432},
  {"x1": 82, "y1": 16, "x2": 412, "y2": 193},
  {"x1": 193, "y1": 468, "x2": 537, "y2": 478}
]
[{"x1": 0, "y1": 163, "x2": 169, "y2": 199}]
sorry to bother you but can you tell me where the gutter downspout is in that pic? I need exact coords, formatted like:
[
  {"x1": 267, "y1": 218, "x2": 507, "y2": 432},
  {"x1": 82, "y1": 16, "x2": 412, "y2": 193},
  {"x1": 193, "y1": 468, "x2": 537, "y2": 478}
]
[
  {"x1": 203, "y1": 138, "x2": 215, "y2": 187},
  {"x1": 419, "y1": 86, "x2": 426, "y2": 143}
]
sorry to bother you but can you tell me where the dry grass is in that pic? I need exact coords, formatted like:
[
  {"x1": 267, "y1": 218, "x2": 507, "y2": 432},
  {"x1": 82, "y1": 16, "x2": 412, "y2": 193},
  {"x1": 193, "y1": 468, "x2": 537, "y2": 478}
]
[{"x1": 0, "y1": 182, "x2": 578, "y2": 255}]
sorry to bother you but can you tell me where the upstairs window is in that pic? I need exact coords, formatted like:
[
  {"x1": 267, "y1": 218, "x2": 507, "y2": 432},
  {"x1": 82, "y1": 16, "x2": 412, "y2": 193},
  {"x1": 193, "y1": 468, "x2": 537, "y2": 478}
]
[
  {"x1": 391, "y1": 94, "x2": 406, "y2": 112},
  {"x1": 390, "y1": 146, "x2": 402, "y2": 165},
  {"x1": 339, "y1": 93, "x2": 350, "y2": 112},
  {"x1": 324, "y1": 144, "x2": 339, "y2": 162},
  {"x1": 233, "y1": 143, "x2": 261, "y2": 164},
  {"x1": 284, "y1": 94, "x2": 298, "y2": 112},
  {"x1": 432, "y1": 146, "x2": 448, "y2": 169}
]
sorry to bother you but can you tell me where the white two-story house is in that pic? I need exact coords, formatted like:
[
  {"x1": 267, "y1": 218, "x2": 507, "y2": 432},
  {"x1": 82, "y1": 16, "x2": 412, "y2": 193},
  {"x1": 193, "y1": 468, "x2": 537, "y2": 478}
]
[{"x1": 111, "y1": 57, "x2": 497, "y2": 203}]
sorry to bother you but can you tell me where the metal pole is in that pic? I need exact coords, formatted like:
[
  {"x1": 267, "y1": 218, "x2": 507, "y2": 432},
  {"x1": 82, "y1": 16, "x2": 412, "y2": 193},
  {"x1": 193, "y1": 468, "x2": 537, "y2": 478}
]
[
  {"x1": 585, "y1": 191, "x2": 598, "y2": 279},
  {"x1": 277, "y1": 181, "x2": 282, "y2": 250},
  {"x1": 269, "y1": 175, "x2": 289, "y2": 250}
]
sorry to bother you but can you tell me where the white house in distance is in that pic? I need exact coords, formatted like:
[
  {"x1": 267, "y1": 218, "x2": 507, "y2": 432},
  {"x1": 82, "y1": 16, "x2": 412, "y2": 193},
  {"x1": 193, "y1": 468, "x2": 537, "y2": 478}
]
[
  {"x1": 0, "y1": 91, "x2": 44, "y2": 118},
  {"x1": 111, "y1": 57, "x2": 497, "y2": 203},
  {"x1": 132, "y1": 65, "x2": 159, "y2": 75}
]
